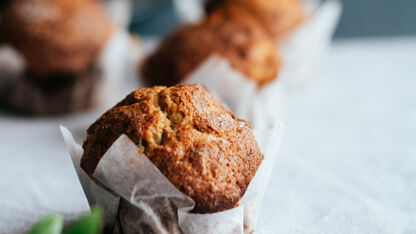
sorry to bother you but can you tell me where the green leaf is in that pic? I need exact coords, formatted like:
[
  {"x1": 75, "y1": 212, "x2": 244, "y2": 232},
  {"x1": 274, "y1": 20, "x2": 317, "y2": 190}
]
[
  {"x1": 28, "y1": 214, "x2": 63, "y2": 234},
  {"x1": 63, "y1": 207, "x2": 102, "y2": 234}
]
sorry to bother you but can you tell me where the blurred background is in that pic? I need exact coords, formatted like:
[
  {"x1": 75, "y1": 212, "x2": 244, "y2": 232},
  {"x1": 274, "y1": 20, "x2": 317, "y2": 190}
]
[
  {"x1": 1, "y1": 0, "x2": 416, "y2": 233},
  {"x1": 2, "y1": 0, "x2": 414, "y2": 37},
  {"x1": 127, "y1": 0, "x2": 416, "y2": 38}
]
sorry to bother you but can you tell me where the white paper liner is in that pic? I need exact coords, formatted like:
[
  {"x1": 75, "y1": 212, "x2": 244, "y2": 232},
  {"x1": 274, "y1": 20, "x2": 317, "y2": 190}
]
[
  {"x1": 181, "y1": 55, "x2": 287, "y2": 128},
  {"x1": 279, "y1": 0, "x2": 342, "y2": 91},
  {"x1": 61, "y1": 122, "x2": 284, "y2": 234}
]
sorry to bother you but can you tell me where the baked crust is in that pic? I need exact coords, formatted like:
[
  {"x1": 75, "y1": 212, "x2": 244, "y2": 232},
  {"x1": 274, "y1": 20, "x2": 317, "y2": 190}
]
[
  {"x1": 206, "y1": 0, "x2": 305, "y2": 38},
  {"x1": 0, "y1": 0, "x2": 112, "y2": 77},
  {"x1": 142, "y1": 5, "x2": 280, "y2": 86},
  {"x1": 81, "y1": 84, "x2": 264, "y2": 213}
]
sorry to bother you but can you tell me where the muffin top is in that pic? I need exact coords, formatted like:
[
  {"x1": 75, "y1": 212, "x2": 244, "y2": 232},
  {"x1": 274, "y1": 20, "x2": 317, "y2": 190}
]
[
  {"x1": 0, "y1": 0, "x2": 112, "y2": 77},
  {"x1": 81, "y1": 84, "x2": 264, "y2": 213},
  {"x1": 206, "y1": 0, "x2": 305, "y2": 38},
  {"x1": 142, "y1": 5, "x2": 280, "y2": 86}
]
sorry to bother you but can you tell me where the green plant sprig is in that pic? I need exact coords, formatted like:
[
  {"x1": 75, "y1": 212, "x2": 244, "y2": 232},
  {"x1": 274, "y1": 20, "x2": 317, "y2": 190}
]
[{"x1": 28, "y1": 207, "x2": 102, "y2": 234}]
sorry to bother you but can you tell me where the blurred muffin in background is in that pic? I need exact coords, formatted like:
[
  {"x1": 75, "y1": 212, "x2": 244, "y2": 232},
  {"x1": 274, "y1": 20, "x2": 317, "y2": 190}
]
[
  {"x1": 142, "y1": 5, "x2": 280, "y2": 86},
  {"x1": 206, "y1": 0, "x2": 305, "y2": 38},
  {"x1": 0, "y1": 0, "x2": 113, "y2": 114}
]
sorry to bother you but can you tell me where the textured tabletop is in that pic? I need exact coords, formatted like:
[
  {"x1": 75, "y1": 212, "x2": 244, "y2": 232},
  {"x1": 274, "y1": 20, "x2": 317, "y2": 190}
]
[
  {"x1": 258, "y1": 37, "x2": 416, "y2": 233},
  {"x1": 1, "y1": 37, "x2": 416, "y2": 233}
]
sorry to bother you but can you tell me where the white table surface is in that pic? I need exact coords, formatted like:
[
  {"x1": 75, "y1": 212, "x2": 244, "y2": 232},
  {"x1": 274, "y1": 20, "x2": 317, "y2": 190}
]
[{"x1": 1, "y1": 37, "x2": 416, "y2": 233}]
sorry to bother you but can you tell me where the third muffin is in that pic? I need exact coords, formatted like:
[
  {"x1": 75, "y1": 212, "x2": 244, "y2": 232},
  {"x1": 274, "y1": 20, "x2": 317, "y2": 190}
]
[{"x1": 206, "y1": 0, "x2": 305, "y2": 38}]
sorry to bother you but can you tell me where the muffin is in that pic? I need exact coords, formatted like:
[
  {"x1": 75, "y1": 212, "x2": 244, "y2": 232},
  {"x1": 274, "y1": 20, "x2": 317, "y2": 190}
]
[
  {"x1": 0, "y1": 0, "x2": 113, "y2": 114},
  {"x1": 206, "y1": 0, "x2": 305, "y2": 38},
  {"x1": 81, "y1": 84, "x2": 264, "y2": 213},
  {"x1": 142, "y1": 5, "x2": 280, "y2": 86}
]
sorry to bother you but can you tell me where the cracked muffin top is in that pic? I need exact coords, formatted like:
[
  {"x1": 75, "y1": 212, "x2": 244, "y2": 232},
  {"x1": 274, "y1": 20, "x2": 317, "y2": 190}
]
[
  {"x1": 206, "y1": 0, "x2": 305, "y2": 38},
  {"x1": 142, "y1": 5, "x2": 280, "y2": 86},
  {"x1": 0, "y1": 0, "x2": 112, "y2": 77},
  {"x1": 81, "y1": 84, "x2": 264, "y2": 213}
]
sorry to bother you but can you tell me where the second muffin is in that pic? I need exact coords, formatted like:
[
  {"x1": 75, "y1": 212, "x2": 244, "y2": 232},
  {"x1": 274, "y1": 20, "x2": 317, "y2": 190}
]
[
  {"x1": 206, "y1": 0, "x2": 305, "y2": 38},
  {"x1": 142, "y1": 5, "x2": 280, "y2": 86}
]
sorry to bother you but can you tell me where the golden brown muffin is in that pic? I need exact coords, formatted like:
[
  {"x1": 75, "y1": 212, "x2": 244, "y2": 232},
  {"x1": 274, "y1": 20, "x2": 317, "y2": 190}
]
[
  {"x1": 206, "y1": 0, "x2": 305, "y2": 38},
  {"x1": 0, "y1": 0, "x2": 112, "y2": 77},
  {"x1": 142, "y1": 5, "x2": 280, "y2": 86},
  {"x1": 81, "y1": 84, "x2": 264, "y2": 213}
]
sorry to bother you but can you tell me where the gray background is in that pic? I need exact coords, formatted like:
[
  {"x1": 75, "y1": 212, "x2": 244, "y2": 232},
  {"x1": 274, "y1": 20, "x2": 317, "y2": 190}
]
[
  {"x1": 335, "y1": 0, "x2": 416, "y2": 37},
  {"x1": 129, "y1": 0, "x2": 416, "y2": 38}
]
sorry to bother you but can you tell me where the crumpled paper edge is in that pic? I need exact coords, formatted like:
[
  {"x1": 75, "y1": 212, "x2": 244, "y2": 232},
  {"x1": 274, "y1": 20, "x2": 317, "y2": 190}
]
[
  {"x1": 61, "y1": 126, "x2": 121, "y2": 233},
  {"x1": 138, "y1": 54, "x2": 288, "y2": 128},
  {"x1": 60, "y1": 122, "x2": 284, "y2": 234},
  {"x1": 185, "y1": 55, "x2": 287, "y2": 128}
]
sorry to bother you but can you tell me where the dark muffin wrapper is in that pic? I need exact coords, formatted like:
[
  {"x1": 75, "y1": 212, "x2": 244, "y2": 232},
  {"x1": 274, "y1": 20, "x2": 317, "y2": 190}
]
[
  {"x1": 0, "y1": 29, "x2": 135, "y2": 115},
  {"x1": 0, "y1": 67, "x2": 102, "y2": 115}
]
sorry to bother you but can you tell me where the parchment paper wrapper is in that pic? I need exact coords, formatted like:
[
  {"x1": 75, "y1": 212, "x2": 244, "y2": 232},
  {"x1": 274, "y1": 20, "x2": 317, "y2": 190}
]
[
  {"x1": 61, "y1": 121, "x2": 284, "y2": 234},
  {"x1": 279, "y1": 0, "x2": 341, "y2": 91},
  {"x1": 0, "y1": 28, "x2": 132, "y2": 114},
  {"x1": 182, "y1": 55, "x2": 287, "y2": 128},
  {"x1": 173, "y1": 0, "x2": 342, "y2": 91},
  {"x1": 137, "y1": 53, "x2": 288, "y2": 127},
  {"x1": 136, "y1": 53, "x2": 287, "y2": 128}
]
